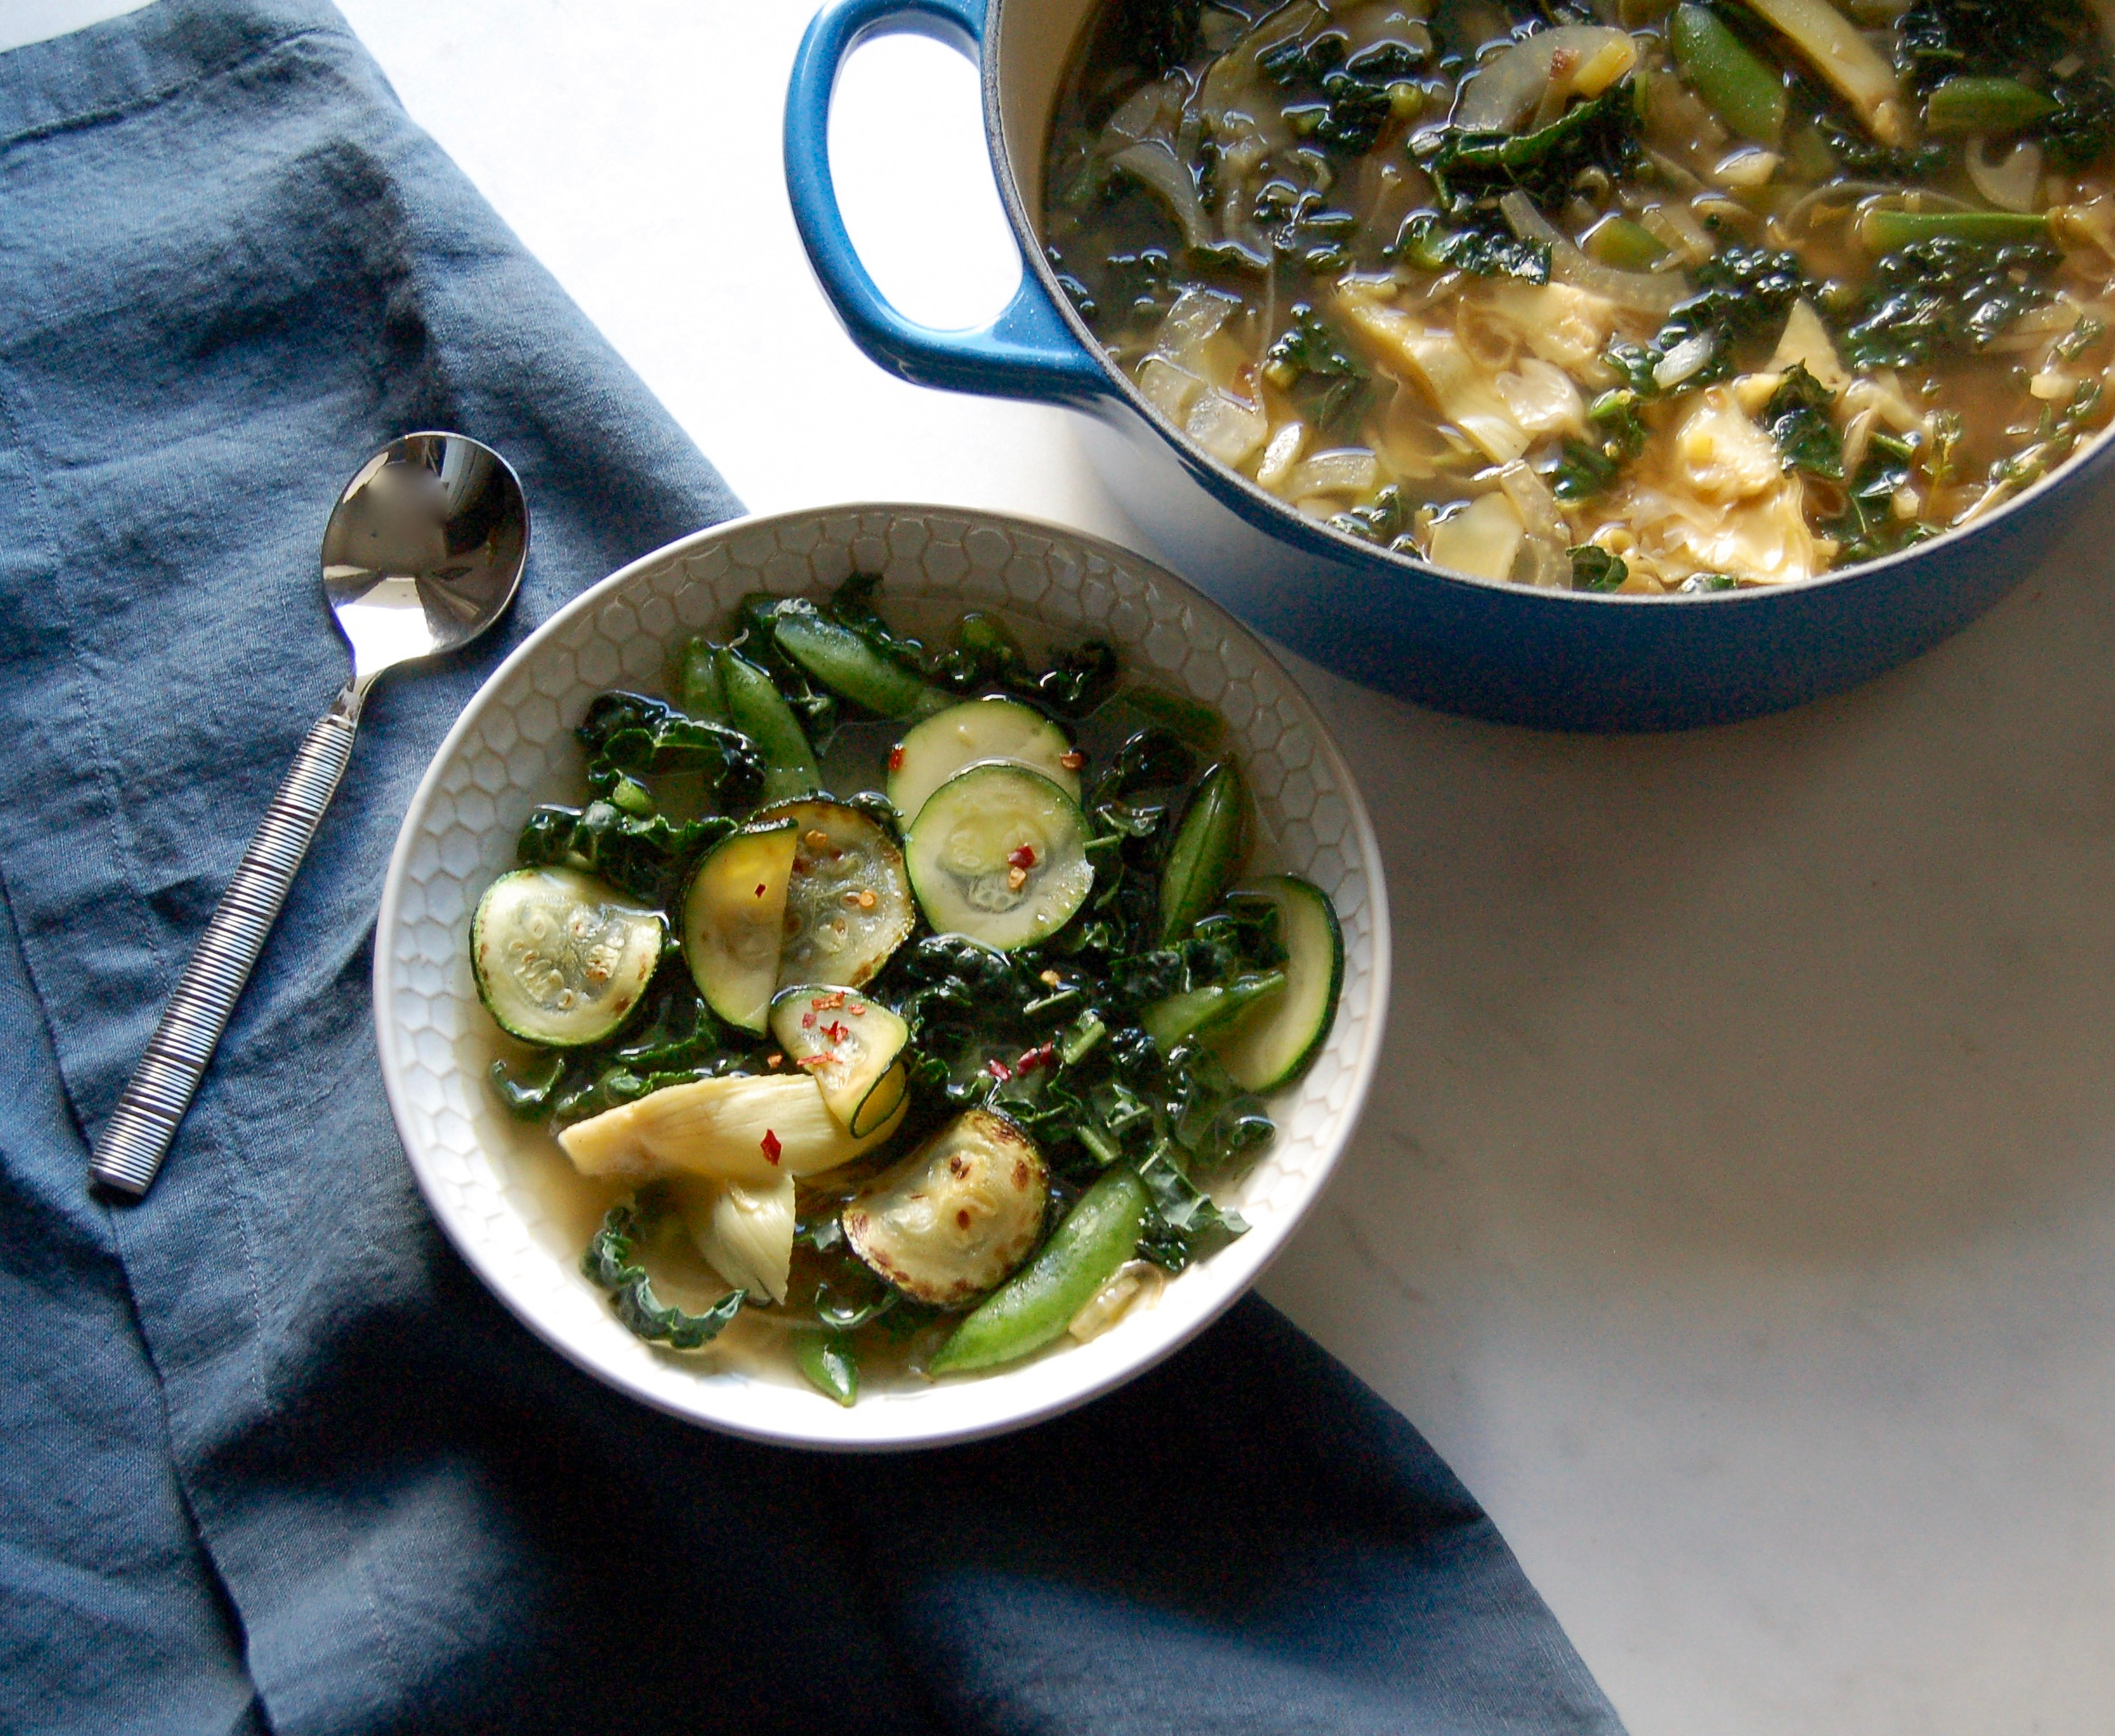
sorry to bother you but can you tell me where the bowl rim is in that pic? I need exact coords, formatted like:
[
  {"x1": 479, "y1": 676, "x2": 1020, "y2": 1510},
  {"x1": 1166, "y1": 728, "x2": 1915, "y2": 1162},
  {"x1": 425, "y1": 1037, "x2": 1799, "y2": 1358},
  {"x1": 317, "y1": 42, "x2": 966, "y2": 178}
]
[
  {"x1": 975, "y1": 0, "x2": 2115, "y2": 610},
  {"x1": 374, "y1": 500, "x2": 1393, "y2": 1451}
]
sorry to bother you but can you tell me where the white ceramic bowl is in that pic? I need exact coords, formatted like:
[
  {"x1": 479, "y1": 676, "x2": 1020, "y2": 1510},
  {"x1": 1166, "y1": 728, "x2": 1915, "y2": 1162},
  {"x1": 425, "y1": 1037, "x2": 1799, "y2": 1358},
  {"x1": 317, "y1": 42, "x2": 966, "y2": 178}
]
[{"x1": 375, "y1": 503, "x2": 1388, "y2": 1450}]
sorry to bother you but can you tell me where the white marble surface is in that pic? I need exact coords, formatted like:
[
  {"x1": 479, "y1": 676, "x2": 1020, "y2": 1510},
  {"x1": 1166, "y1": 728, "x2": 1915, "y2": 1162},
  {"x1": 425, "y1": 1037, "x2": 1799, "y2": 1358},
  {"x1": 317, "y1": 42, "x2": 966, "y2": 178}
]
[{"x1": 44, "y1": 0, "x2": 2115, "y2": 1726}]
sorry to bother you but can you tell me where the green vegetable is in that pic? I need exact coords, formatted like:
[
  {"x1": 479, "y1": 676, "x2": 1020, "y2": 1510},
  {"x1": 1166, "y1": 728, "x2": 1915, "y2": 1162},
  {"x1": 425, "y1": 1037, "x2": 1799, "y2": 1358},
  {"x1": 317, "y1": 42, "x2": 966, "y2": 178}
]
[
  {"x1": 1256, "y1": 23, "x2": 1427, "y2": 155},
  {"x1": 795, "y1": 1332, "x2": 860, "y2": 1406},
  {"x1": 1158, "y1": 761, "x2": 1245, "y2": 943},
  {"x1": 1580, "y1": 214, "x2": 1665, "y2": 272},
  {"x1": 1568, "y1": 547, "x2": 1629, "y2": 593},
  {"x1": 583, "y1": 1205, "x2": 747, "y2": 1350},
  {"x1": 672, "y1": 638, "x2": 728, "y2": 722},
  {"x1": 1554, "y1": 440, "x2": 1622, "y2": 503},
  {"x1": 1142, "y1": 970, "x2": 1286, "y2": 1052},
  {"x1": 716, "y1": 647, "x2": 821, "y2": 802},
  {"x1": 1670, "y1": 4, "x2": 1788, "y2": 145},
  {"x1": 1760, "y1": 364, "x2": 1845, "y2": 481},
  {"x1": 1857, "y1": 209, "x2": 2052, "y2": 252},
  {"x1": 1822, "y1": 431, "x2": 1932, "y2": 565},
  {"x1": 1426, "y1": 78, "x2": 1644, "y2": 214},
  {"x1": 1651, "y1": 244, "x2": 1815, "y2": 387},
  {"x1": 1925, "y1": 74, "x2": 2058, "y2": 133},
  {"x1": 1391, "y1": 210, "x2": 1551, "y2": 281},
  {"x1": 1841, "y1": 236, "x2": 2060, "y2": 367},
  {"x1": 928, "y1": 1165, "x2": 1151, "y2": 1375},
  {"x1": 1262, "y1": 303, "x2": 1374, "y2": 437},
  {"x1": 774, "y1": 605, "x2": 951, "y2": 720}
]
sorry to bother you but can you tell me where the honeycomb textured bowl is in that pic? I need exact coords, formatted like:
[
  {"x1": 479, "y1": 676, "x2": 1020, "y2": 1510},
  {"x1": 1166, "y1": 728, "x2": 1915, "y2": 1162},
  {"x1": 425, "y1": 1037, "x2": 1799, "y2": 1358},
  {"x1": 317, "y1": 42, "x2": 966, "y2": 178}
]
[{"x1": 376, "y1": 504, "x2": 1389, "y2": 1450}]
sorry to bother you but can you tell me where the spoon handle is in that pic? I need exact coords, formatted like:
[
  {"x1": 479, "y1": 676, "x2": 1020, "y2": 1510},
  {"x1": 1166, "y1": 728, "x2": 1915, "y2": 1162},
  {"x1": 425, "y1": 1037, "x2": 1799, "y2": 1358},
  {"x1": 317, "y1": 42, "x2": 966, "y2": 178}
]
[{"x1": 89, "y1": 682, "x2": 365, "y2": 1199}]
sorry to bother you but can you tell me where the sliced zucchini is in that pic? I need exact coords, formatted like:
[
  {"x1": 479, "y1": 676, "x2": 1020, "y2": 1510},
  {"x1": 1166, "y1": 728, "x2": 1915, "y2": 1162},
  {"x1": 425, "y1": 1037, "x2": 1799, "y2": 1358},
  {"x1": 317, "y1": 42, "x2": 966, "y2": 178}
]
[
  {"x1": 1206, "y1": 876, "x2": 1344, "y2": 1092},
  {"x1": 758, "y1": 798, "x2": 915, "y2": 990},
  {"x1": 842, "y1": 1108, "x2": 1049, "y2": 1309},
  {"x1": 471, "y1": 866, "x2": 662, "y2": 1048},
  {"x1": 557, "y1": 1070, "x2": 906, "y2": 1186},
  {"x1": 681, "y1": 819, "x2": 799, "y2": 1033},
  {"x1": 886, "y1": 697, "x2": 1080, "y2": 827},
  {"x1": 903, "y1": 764, "x2": 1094, "y2": 950},
  {"x1": 768, "y1": 985, "x2": 912, "y2": 1136}
]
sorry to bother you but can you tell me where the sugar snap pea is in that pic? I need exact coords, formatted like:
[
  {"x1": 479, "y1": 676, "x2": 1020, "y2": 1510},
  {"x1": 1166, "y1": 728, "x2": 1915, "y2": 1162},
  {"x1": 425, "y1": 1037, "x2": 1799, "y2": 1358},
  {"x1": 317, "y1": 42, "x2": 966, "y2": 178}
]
[
  {"x1": 1158, "y1": 760, "x2": 1245, "y2": 943},
  {"x1": 1858, "y1": 208, "x2": 2052, "y2": 252},
  {"x1": 795, "y1": 1332, "x2": 859, "y2": 1406},
  {"x1": 774, "y1": 608, "x2": 952, "y2": 721},
  {"x1": 928, "y1": 1166, "x2": 1150, "y2": 1376},
  {"x1": 674, "y1": 638, "x2": 728, "y2": 723},
  {"x1": 1141, "y1": 970, "x2": 1287, "y2": 1053},
  {"x1": 716, "y1": 646, "x2": 820, "y2": 802},
  {"x1": 1670, "y1": 3, "x2": 1787, "y2": 147},
  {"x1": 1926, "y1": 76, "x2": 2057, "y2": 136}
]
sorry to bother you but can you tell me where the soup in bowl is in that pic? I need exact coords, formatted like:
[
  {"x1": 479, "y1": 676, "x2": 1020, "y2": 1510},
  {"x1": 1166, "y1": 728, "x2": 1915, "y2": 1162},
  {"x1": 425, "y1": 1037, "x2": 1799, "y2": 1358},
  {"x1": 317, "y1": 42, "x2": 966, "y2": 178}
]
[{"x1": 787, "y1": 0, "x2": 2115, "y2": 727}]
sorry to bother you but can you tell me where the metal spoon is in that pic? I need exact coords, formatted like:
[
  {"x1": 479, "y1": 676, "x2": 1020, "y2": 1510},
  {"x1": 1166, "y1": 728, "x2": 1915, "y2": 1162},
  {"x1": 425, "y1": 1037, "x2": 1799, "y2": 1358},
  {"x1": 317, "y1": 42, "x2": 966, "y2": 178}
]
[{"x1": 90, "y1": 431, "x2": 530, "y2": 1200}]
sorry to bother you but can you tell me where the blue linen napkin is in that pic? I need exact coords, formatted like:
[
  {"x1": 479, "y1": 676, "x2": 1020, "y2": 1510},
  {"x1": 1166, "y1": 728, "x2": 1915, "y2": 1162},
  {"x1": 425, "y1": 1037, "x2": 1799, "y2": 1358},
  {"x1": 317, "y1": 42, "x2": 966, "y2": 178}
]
[{"x1": 0, "y1": 3, "x2": 1625, "y2": 1732}]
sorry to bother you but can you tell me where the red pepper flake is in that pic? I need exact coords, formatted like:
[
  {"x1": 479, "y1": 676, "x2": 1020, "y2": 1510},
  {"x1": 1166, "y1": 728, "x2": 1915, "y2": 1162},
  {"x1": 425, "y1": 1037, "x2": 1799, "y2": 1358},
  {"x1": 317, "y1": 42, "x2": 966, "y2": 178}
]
[
  {"x1": 985, "y1": 1057, "x2": 1013, "y2": 1082},
  {"x1": 761, "y1": 1128, "x2": 781, "y2": 1165},
  {"x1": 822, "y1": 1021, "x2": 850, "y2": 1044},
  {"x1": 801, "y1": 1010, "x2": 817, "y2": 1030},
  {"x1": 849, "y1": 1003, "x2": 866, "y2": 1016},
  {"x1": 887, "y1": 745, "x2": 906, "y2": 772},
  {"x1": 1008, "y1": 843, "x2": 1038, "y2": 871},
  {"x1": 754, "y1": 883, "x2": 767, "y2": 898},
  {"x1": 1059, "y1": 750, "x2": 1085, "y2": 771},
  {"x1": 797, "y1": 1055, "x2": 829, "y2": 1069},
  {"x1": 1014, "y1": 1042, "x2": 1055, "y2": 1075}
]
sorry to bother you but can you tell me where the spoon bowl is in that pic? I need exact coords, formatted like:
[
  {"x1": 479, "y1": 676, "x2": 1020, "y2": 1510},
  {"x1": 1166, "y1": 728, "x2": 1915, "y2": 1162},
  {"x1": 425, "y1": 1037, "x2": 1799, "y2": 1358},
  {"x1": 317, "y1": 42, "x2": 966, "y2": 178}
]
[{"x1": 89, "y1": 431, "x2": 529, "y2": 1200}]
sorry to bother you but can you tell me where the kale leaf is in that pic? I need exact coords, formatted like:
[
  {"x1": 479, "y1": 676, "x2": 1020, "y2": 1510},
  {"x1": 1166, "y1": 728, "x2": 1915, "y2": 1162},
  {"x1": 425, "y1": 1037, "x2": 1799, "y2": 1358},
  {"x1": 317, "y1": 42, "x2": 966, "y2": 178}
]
[
  {"x1": 1822, "y1": 432, "x2": 1934, "y2": 566},
  {"x1": 1426, "y1": 79, "x2": 1644, "y2": 214},
  {"x1": 1104, "y1": 0, "x2": 1204, "y2": 79},
  {"x1": 1840, "y1": 237, "x2": 2060, "y2": 368},
  {"x1": 1258, "y1": 25, "x2": 1428, "y2": 157},
  {"x1": 1262, "y1": 302, "x2": 1374, "y2": 437},
  {"x1": 1568, "y1": 546, "x2": 1629, "y2": 592},
  {"x1": 1761, "y1": 364, "x2": 1845, "y2": 481},
  {"x1": 1391, "y1": 210, "x2": 1552, "y2": 282},
  {"x1": 583, "y1": 1205, "x2": 747, "y2": 1350},
  {"x1": 1901, "y1": 0, "x2": 2115, "y2": 168},
  {"x1": 1653, "y1": 243, "x2": 1815, "y2": 386},
  {"x1": 516, "y1": 800, "x2": 735, "y2": 908}
]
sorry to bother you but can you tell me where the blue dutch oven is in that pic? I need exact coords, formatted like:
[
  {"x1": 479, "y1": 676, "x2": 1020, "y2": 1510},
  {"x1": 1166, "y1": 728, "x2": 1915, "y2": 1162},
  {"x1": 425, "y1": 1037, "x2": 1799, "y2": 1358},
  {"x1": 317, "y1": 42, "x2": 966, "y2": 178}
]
[{"x1": 784, "y1": 0, "x2": 2113, "y2": 731}]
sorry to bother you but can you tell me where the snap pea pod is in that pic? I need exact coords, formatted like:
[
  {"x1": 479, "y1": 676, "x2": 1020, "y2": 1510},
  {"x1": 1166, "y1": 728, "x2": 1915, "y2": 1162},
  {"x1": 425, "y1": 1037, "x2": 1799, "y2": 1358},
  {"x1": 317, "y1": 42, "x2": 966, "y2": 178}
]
[
  {"x1": 674, "y1": 638, "x2": 729, "y2": 723},
  {"x1": 929, "y1": 1165, "x2": 1150, "y2": 1376},
  {"x1": 1670, "y1": 3, "x2": 1787, "y2": 147},
  {"x1": 774, "y1": 609, "x2": 952, "y2": 721},
  {"x1": 1141, "y1": 970, "x2": 1286, "y2": 1053},
  {"x1": 1583, "y1": 214, "x2": 1665, "y2": 271},
  {"x1": 795, "y1": 1332, "x2": 859, "y2": 1406},
  {"x1": 1925, "y1": 76, "x2": 2057, "y2": 135},
  {"x1": 716, "y1": 646, "x2": 820, "y2": 802},
  {"x1": 1859, "y1": 208, "x2": 2052, "y2": 251},
  {"x1": 1158, "y1": 760, "x2": 1245, "y2": 943}
]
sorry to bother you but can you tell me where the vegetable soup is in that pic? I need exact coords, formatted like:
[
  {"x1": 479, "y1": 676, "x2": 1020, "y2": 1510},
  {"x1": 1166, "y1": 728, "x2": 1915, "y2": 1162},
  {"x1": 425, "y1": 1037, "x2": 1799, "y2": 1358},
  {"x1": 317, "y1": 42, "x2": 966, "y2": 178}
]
[{"x1": 1043, "y1": 0, "x2": 2115, "y2": 592}]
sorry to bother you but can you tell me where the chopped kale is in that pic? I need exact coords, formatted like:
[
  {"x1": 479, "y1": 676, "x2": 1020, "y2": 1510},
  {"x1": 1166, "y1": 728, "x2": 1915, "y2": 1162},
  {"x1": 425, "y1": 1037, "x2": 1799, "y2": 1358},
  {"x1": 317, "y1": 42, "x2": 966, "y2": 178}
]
[
  {"x1": 516, "y1": 800, "x2": 735, "y2": 909},
  {"x1": 1568, "y1": 546, "x2": 1630, "y2": 592},
  {"x1": 1328, "y1": 484, "x2": 1410, "y2": 546},
  {"x1": 1391, "y1": 209, "x2": 1552, "y2": 281},
  {"x1": 1840, "y1": 238, "x2": 2060, "y2": 369},
  {"x1": 1822, "y1": 432, "x2": 1934, "y2": 565},
  {"x1": 1761, "y1": 364, "x2": 1845, "y2": 481},
  {"x1": 1554, "y1": 439, "x2": 1622, "y2": 502},
  {"x1": 583, "y1": 1205, "x2": 747, "y2": 1350},
  {"x1": 1258, "y1": 24, "x2": 1427, "y2": 157},
  {"x1": 1426, "y1": 78, "x2": 1644, "y2": 214},
  {"x1": 1653, "y1": 243, "x2": 1815, "y2": 386},
  {"x1": 1901, "y1": 0, "x2": 2115, "y2": 168},
  {"x1": 1554, "y1": 387, "x2": 1651, "y2": 501},
  {"x1": 1103, "y1": 0, "x2": 1205, "y2": 78},
  {"x1": 1262, "y1": 302, "x2": 1375, "y2": 436}
]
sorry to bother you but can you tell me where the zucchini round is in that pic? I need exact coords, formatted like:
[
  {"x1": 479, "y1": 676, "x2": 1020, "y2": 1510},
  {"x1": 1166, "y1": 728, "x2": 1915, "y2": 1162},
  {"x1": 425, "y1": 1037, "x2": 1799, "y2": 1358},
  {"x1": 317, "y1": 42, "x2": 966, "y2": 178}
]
[
  {"x1": 886, "y1": 697, "x2": 1079, "y2": 827},
  {"x1": 682, "y1": 819, "x2": 799, "y2": 1033},
  {"x1": 758, "y1": 799, "x2": 915, "y2": 990},
  {"x1": 1206, "y1": 876, "x2": 1343, "y2": 1092},
  {"x1": 768, "y1": 985, "x2": 912, "y2": 1136},
  {"x1": 903, "y1": 764, "x2": 1094, "y2": 950},
  {"x1": 842, "y1": 1108, "x2": 1049, "y2": 1309},
  {"x1": 471, "y1": 866, "x2": 662, "y2": 1048}
]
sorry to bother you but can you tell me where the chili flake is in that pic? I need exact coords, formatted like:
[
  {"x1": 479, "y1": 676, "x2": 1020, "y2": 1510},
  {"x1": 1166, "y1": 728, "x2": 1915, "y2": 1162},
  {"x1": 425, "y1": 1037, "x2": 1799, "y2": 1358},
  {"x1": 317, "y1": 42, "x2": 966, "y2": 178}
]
[
  {"x1": 761, "y1": 1128, "x2": 782, "y2": 1165},
  {"x1": 1059, "y1": 750, "x2": 1085, "y2": 771},
  {"x1": 985, "y1": 1057, "x2": 1013, "y2": 1082},
  {"x1": 887, "y1": 745, "x2": 905, "y2": 772},
  {"x1": 754, "y1": 883, "x2": 767, "y2": 898},
  {"x1": 1008, "y1": 843, "x2": 1038, "y2": 871},
  {"x1": 822, "y1": 1021, "x2": 850, "y2": 1044}
]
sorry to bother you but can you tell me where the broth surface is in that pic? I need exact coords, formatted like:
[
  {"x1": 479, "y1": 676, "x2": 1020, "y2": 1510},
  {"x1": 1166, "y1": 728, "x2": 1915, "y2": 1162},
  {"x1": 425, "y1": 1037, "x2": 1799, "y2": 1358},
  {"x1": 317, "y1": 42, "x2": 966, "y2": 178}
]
[{"x1": 1043, "y1": 0, "x2": 2115, "y2": 593}]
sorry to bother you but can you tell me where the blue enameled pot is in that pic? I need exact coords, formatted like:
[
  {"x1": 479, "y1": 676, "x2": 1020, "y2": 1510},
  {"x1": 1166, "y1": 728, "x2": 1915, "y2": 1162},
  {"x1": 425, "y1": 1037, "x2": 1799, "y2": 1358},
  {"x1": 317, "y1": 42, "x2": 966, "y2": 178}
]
[{"x1": 784, "y1": 0, "x2": 2115, "y2": 731}]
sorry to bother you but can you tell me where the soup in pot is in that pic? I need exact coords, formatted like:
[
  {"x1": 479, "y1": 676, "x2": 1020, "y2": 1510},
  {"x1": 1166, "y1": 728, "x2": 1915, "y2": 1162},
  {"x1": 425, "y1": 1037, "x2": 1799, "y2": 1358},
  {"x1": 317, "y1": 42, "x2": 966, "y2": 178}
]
[{"x1": 1043, "y1": 0, "x2": 2115, "y2": 593}]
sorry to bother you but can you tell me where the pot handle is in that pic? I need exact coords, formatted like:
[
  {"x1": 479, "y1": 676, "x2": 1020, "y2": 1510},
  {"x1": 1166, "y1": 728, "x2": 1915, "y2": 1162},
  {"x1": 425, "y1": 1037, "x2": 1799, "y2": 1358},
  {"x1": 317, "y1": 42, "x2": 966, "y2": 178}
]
[{"x1": 785, "y1": 0, "x2": 1108, "y2": 403}]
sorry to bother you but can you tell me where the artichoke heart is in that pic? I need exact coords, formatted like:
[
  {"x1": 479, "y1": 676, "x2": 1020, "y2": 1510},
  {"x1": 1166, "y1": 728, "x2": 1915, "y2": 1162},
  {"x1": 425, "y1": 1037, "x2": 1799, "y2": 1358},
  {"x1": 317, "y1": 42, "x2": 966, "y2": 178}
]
[
  {"x1": 841, "y1": 1108, "x2": 1048, "y2": 1309},
  {"x1": 557, "y1": 1071, "x2": 904, "y2": 1186},
  {"x1": 670, "y1": 1173, "x2": 796, "y2": 1305}
]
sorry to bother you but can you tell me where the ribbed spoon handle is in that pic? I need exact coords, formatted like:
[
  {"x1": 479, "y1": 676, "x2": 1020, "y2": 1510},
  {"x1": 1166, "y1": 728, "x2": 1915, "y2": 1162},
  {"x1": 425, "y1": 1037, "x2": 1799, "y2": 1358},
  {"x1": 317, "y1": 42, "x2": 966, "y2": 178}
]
[{"x1": 89, "y1": 682, "x2": 364, "y2": 1199}]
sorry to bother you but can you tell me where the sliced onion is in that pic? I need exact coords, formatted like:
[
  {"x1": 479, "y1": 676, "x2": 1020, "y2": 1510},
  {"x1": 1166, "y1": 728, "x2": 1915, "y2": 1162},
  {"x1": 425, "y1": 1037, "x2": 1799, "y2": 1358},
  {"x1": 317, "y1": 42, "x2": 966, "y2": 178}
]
[
  {"x1": 1110, "y1": 141, "x2": 1213, "y2": 250},
  {"x1": 1654, "y1": 332, "x2": 1715, "y2": 390},
  {"x1": 1501, "y1": 191, "x2": 1688, "y2": 316},
  {"x1": 1496, "y1": 462, "x2": 1573, "y2": 589},
  {"x1": 1455, "y1": 25, "x2": 1638, "y2": 132},
  {"x1": 1967, "y1": 135, "x2": 2044, "y2": 214}
]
